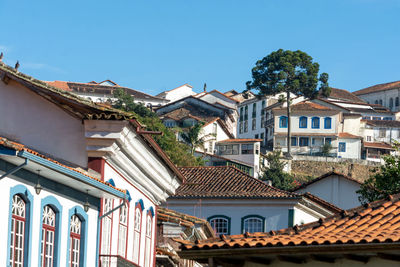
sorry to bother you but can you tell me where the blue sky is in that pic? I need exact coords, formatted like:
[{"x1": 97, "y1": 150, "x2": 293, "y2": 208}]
[{"x1": 1, "y1": 0, "x2": 399, "y2": 95}]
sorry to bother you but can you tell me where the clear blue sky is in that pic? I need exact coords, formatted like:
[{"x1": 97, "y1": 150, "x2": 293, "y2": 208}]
[{"x1": 1, "y1": 0, "x2": 399, "y2": 95}]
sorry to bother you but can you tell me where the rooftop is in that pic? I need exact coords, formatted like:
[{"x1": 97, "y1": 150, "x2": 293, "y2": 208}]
[
  {"x1": 321, "y1": 87, "x2": 365, "y2": 103},
  {"x1": 364, "y1": 119, "x2": 400, "y2": 128},
  {"x1": 354, "y1": 80, "x2": 400, "y2": 96},
  {"x1": 292, "y1": 171, "x2": 362, "y2": 192}
]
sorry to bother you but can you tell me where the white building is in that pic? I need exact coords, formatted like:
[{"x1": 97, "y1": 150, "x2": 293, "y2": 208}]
[
  {"x1": 0, "y1": 62, "x2": 183, "y2": 267},
  {"x1": 156, "y1": 84, "x2": 196, "y2": 103},
  {"x1": 293, "y1": 171, "x2": 362, "y2": 210},
  {"x1": 353, "y1": 80, "x2": 400, "y2": 112},
  {"x1": 166, "y1": 166, "x2": 341, "y2": 236},
  {"x1": 273, "y1": 101, "x2": 362, "y2": 159},
  {"x1": 47, "y1": 79, "x2": 169, "y2": 108}
]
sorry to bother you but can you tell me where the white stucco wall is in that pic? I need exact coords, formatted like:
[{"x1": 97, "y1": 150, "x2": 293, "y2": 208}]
[
  {"x1": 357, "y1": 87, "x2": 400, "y2": 112},
  {"x1": 163, "y1": 85, "x2": 195, "y2": 103},
  {"x1": 0, "y1": 80, "x2": 88, "y2": 167},
  {"x1": 0, "y1": 177, "x2": 99, "y2": 267},
  {"x1": 337, "y1": 138, "x2": 361, "y2": 159},
  {"x1": 295, "y1": 175, "x2": 361, "y2": 210},
  {"x1": 199, "y1": 92, "x2": 237, "y2": 109},
  {"x1": 342, "y1": 116, "x2": 362, "y2": 136}
]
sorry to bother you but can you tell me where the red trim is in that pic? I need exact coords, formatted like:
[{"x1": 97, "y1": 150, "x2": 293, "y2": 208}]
[
  {"x1": 105, "y1": 162, "x2": 157, "y2": 206},
  {"x1": 152, "y1": 206, "x2": 158, "y2": 267},
  {"x1": 116, "y1": 200, "x2": 129, "y2": 259},
  {"x1": 69, "y1": 232, "x2": 81, "y2": 266},
  {"x1": 11, "y1": 214, "x2": 26, "y2": 266},
  {"x1": 99, "y1": 199, "x2": 114, "y2": 265},
  {"x1": 133, "y1": 205, "x2": 143, "y2": 265},
  {"x1": 88, "y1": 157, "x2": 105, "y2": 181},
  {"x1": 144, "y1": 212, "x2": 154, "y2": 267},
  {"x1": 41, "y1": 225, "x2": 56, "y2": 267}
]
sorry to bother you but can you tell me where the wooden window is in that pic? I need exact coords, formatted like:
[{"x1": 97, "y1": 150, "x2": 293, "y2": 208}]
[
  {"x1": 144, "y1": 212, "x2": 153, "y2": 267},
  {"x1": 311, "y1": 117, "x2": 320, "y2": 129},
  {"x1": 10, "y1": 195, "x2": 26, "y2": 267},
  {"x1": 133, "y1": 205, "x2": 142, "y2": 264},
  {"x1": 242, "y1": 216, "x2": 265, "y2": 233},
  {"x1": 324, "y1": 117, "x2": 332, "y2": 129},
  {"x1": 299, "y1": 116, "x2": 307, "y2": 128},
  {"x1": 339, "y1": 142, "x2": 346, "y2": 152},
  {"x1": 41, "y1": 205, "x2": 56, "y2": 267},
  {"x1": 209, "y1": 216, "x2": 230, "y2": 235},
  {"x1": 69, "y1": 215, "x2": 81, "y2": 267},
  {"x1": 279, "y1": 116, "x2": 288, "y2": 128},
  {"x1": 100, "y1": 199, "x2": 113, "y2": 267},
  {"x1": 118, "y1": 203, "x2": 129, "y2": 258},
  {"x1": 241, "y1": 144, "x2": 254, "y2": 154}
]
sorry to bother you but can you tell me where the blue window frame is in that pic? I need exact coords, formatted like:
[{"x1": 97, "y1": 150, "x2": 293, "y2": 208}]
[
  {"x1": 339, "y1": 142, "x2": 346, "y2": 152},
  {"x1": 291, "y1": 137, "x2": 297, "y2": 146},
  {"x1": 66, "y1": 206, "x2": 88, "y2": 267},
  {"x1": 299, "y1": 116, "x2": 307, "y2": 128},
  {"x1": 325, "y1": 138, "x2": 332, "y2": 144},
  {"x1": 279, "y1": 116, "x2": 288, "y2": 128},
  {"x1": 324, "y1": 117, "x2": 332, "y2": 129},
  {"x1": 208, "y1": 215, "x2": 231, "y2": 235},
  {"x1": 311, "y1": 117, "x2": 320, "y2": 129},
  {"x1": 299, "y1": 137, "x2": 309, "y2": 147},
  {"x1": 241, "y1": 215, "x2": 265, "y2": 233}
]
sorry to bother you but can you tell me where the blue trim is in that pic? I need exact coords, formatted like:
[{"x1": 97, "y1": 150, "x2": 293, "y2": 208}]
[
  {"x1": 207, "y1": 215, "x2": 231, "y2": 235},
  {"x1": 324, "y1": 117, "x2": 332, "y2": 129},
  {"x1": 106, "y1": 179, "x2": 115, "y2": 187},
  {"x1": 37, "y1": 196, "x2": 63, "y2": 267},
  {"x1": 18, "y1": 151, "x2": 127, "y2": 199},
  {"x1": 291, "y1": 137, "x2": 297, "y2": 146},
  {"x1": 147, "y1": 206, "x2": 155, "y2": 218},
  {"x1": 311, "y1": 117, "x2": 320, "y2": 129},
  {"x1": 126, "y1": 190, "x2": 132, "y2": 202},
  {"x1": 241, "y1": 215, "x2": 265, "y2": 233},
  {"x1": 288, "y1": 209, "x2": 295, "y2": 227},
  {"x1": 339, "y1": 142, "x2": 346, "y2": 152},
  {"x1": 7, "y1": 185, "x2": 34, "y2": 267},
  {"x1": 279, "y1": 116, "x2": 288, "y2": 128},
  {"x1": 299, "y1": 116, "x2": 307, "y2": 128},
  {"x1": 95, "y1": 210, "x2": 101, "y2": 267},
  {"x1": 136, "y1": 199, "x2": 145, "y2": 211},
  {"x1": 0, "y1": 146, "x2": 17, "y2": 156},
  {"x1": 66, "y1": 206, "x2": 88, "y2": 267}
]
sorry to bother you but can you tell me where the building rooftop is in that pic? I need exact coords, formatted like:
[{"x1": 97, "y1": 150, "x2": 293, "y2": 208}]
[
  {"x1": 354, "y1": 80, "x2": 400, "y2": 96},
  {"x1": 292, "y1": 171, "x2": 362, "y2": 192},
  {"x1": 321, "y1": 87, "x2": 365, "y2": 103}
]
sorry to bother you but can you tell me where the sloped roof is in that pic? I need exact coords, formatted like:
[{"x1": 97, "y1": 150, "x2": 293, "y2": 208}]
[
  {"x1": 171, "y1": 166, "x2": 299, "y2": 199},
  {"x1": 47, "y1": 80, "x2": 165, "y2": 101},
  {"x1": 160, "y1": 106, "x2": 219, "y2": 123},
  {"x1": 217, "y1": 139, "x2": 262, "y2": 143},
  {"x1": 274, "y1": 101, "x2": 335, "y2": 112},
  {"x1": 292, "y1": 171, "x2": 362, "y2": 192},
  {"x1": 178, "y1": 193, "x2": 400, "y2": 251},
  {"x1": 321, "y1": 88, "x2": 365, "y2": 103},
  {"x1": 364, "y1": 142, "x2": 394, "y2": 150},
  {"x1": 338, "y1": 132, "x2": 363, "y2": 139},
  {"x1": 364, "y1": 119, "x2": 400, "y2": 128},
  {"x1": 354, "y1": 80, "x2": 400, "y2": 96}
]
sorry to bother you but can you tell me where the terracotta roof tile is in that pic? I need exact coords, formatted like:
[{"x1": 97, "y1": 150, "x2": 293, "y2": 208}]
[
  {"x1": 178, "y1": 193, "x2": 400, "y2": 251},
  {"x1": 171, "y1": 166, "x2": 299, "y2": 199},
  {"x1": 354, "y1": 80, "x2": 400, "y2": 96},
  {"x1": 0, "y1": 136, "x2": 124, "y2": 193},
  {"x1": 364, "y1": 142, "x2": 394, "y2": 150},
  {"x1": 217, "y1": 138, "x2": 262, "y2": 143},
  {"x1": 292, "y1": 171, "x2": 362, "y2": 192},
  {"x1": 338, "y1": 132, "x2": 362, "y2": 139},
  {"x1": 320, "y1": 88, "x2": 365, "y2": 103}
]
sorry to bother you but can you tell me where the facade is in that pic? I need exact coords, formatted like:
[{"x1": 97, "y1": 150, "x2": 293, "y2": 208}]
[
  {"x1": 166, "y1": 166, "x2": 340, "y2": 236},
  {"x1": 0, "y1": 62, "x2": 183, "y2": 267},
  {"x1": 353, "y1": 80, "x2": 400, "y2": 112},
  {"x1": 293, "y1": 171, "x2": 362, "y2": 210},
  {"x1": 273, "y1": 101, "x2": 362, "y2": 159},
  {"x1": 197, "y1": 90, "x2": 239, "y2": 109},
  {"x1": 47, "y1": 80, "x2": 168, "y2": 108},
  {"x1": 156, "y1": 84, "x2": 196, "y2": 103},
  {"x1": 177, "y1": 193, "x2": 400, "y2": 267}
]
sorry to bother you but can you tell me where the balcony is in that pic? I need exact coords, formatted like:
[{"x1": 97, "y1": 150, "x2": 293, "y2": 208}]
[{"x1": 99, "y1": 255, "x2": 139, "y2": 267}]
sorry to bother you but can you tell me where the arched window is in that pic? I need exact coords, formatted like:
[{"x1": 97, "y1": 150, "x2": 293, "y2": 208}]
[
  {"x1": 379, "y1": 99, "x2": 383, "y2": 105},
  {"x1": 375, "y1": 100, "x2": 378, "y2": 104},
  {"x1": 100, "y1": 199, "x2": 113, "y2": 267},
  {"x1": 324, "y1": 117, "x2": 332, "y2": 129},
  {"x1": 241, "y1": 215, "x2": 265, "y2": 233},
  {"x1": 10, "y1": 195, "x2": 26, "y2": 267},
  {"x1": 279, "y1": 116, "x2": 288, "y2": 128},
  {"x1": 299, "y1": 116, "x2": 307, "y2": 128},
  {"x1": 208, "y1": 215, "x2": 231, "y2": 235},
  {"x1": 41, "y1": 205, "x2": 56, "y2": 267},
  {"x1": 133, "y1": 200, "x2": 144, "y2": 264},
  {"x1": 396, "y1": 97, "x2": 399, "y2": 107},
  {"x1": 144, "y1": 208, "x2": 154, "y2": 267},
  {"x1": 389, "y1": 98, "x2": 394, "y2": 108},
  {"x1": 69, "y1": 215, "x2": 81, "y2": 267},
  {"x1": 117, "y1": 202, "x2": 129, "y2": 258},
  {"x1": 311, "y1": 117, "x2": 320, "y2": 129}
]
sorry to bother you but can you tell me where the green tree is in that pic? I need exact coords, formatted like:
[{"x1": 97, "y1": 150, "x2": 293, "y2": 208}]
[
  {"x1": 261, "y1": 150, "x2": 295, "y2": 190},
  {"x1": 321, "y1": 142, "x2": 333, "y2": 157},
  {"x1": 246, "y1": 49, "x2": 330, "y2": 158},
  {"x1": 112, "y1": 88, "x2": 202, "y2": 166},
  {"x1": 357, "y1": 144, "x2": 400, "y2": 203},
  {"x1": 180, "y1": 122, "x2": 216, "y2": 155}
]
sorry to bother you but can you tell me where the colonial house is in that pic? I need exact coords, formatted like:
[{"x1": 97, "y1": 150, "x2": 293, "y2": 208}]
[
  {"x1": 156, "y1": 96, "x2": 237, "y2": 137},
  {"x1": 47, "y1": 79, "x2": 168, "y2": 108},
  {"x1": 166, "y1": 166, "x2": 341, "y2": 236},
  {"x1": 0, "y1": 62, "x2": 184, "y2": 266},
  {"x1": 156, "y1": 207, "x2": 215, "y2": 267},
  {"x1": 353, "y1": 80, "x2": 400, "y2": 112},
  {"x1": 177, "y1": 193, "x2": 400, "y2": 267},
  {"x1": 273, "y1": 101, "x2": 362, "y2": 159},
  {"x1": 196, "y1": 90, "x2": 239, "y2": 109},
  {"x1": 293, "y1": 171, "x2": 362, "y2": 210},
  {"x1": 155, "y1": 83, "x2": 196, "y2": 104}
]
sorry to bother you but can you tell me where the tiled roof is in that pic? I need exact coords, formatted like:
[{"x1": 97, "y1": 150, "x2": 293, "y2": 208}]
[
  {"x1": 201, "y1": 90, "x2": 240, "y2": 103},
  {"x1": 0, "y1": 136, "x2": 124, "y2": 193},
  {"x1": 158, "y1": 207, "x2": 215, "y2": 236},
  {"x1": 338, "y1": 132, "x2": 362, "y2": 139},
  {"x1": 46, "y1": 80, "x2": 165, "y2": 101},
  {"x1": 155, "y1": 83, "x2": 193, "y2": 97},
  {"x1": 178, "y1": 193, "x2": 400, "y2": 251},
  {"x1": 274, "y1": 101, "x2": 334, "y2": 112},
  {"x1": 364, "y1": 119, "x2": 400, "y2": 128},
  {"x1": 217, "y1": 139, "x2": 262, "y2": 143},
  {"x1": 171, "y1": 166, "x2": 299, "y2": 199},
  {"x1": 321, "y1": 88, "x2": 365, "y2": 103},
  {"x1": 292, "y1": 171, "x2": 362, "y2": 192},
  {"x1": 161, "y1": 106, "x2": 219, "y2": 124},
  {"x1": 354, "y1": 80, "x2": 400, "y2": 96},
  {"x1": 364, "y1": 142, "x2": 394, "y2": 150}
]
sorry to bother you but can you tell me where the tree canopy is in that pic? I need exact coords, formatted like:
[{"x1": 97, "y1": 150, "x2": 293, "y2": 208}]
[
  {"x1": 180, "y1": 122, "x2": 216, "y2": 155},
  {"x1": 246, "y1": 49, "x2": 330, "y2": 157},
  {"x1": 358, "y1": 144, "x2": 400, "y2": 203},
  {"x1": 112, "y1": 88, "x2": 203, "y2": 167},
  {"x1": 261, "y1": 150, "x2": 295, "y2": 190}
]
